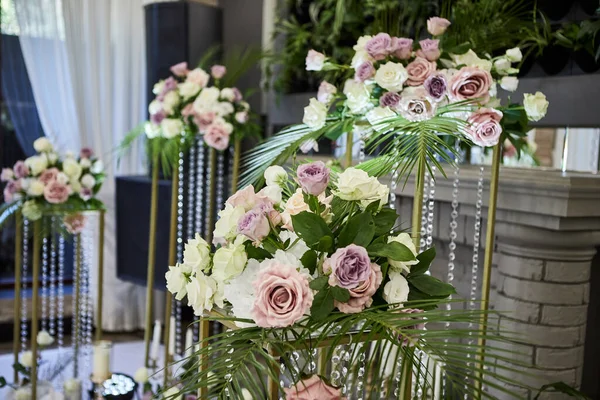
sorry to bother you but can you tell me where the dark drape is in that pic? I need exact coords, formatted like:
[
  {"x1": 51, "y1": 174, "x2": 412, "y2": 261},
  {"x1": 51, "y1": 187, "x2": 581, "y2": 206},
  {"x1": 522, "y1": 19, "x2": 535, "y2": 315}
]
[{"x1": 1, "y1": 34, "x2": 44, "y2": 156}]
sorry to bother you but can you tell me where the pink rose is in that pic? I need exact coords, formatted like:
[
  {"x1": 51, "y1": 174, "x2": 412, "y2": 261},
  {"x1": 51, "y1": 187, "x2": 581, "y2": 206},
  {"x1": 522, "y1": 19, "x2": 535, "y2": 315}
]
[
  {"x1": 226, "y1": 185, "x2": 260, "y2": 211},
  {"x1": 79, "y1": 147, "x2": 94, "y2": 159},
  {"x1": 63, "y1": 213, "x2": 86, "y2": 234},
  {"x1": 170, "y1": 61, "x2": 188, "y2": 77},
  {"x1": 305, "y1": 49, "x2": 326, "y2": 71},
  {"x1": 418, "y1": 39, "x2": 441, "y2": 61},
  {"x1": 449, "y1": 66, "x2": 493, "y2": 103},
  {"x1": 323, "y1": 244, "x2": 372, "y2": 290},
  {"x1": 187, "y1": 68, "x2": 210, "y2": 87},
  {"x1": 399, "y1": 88, "x2": 437, "y2": 122},
  {"x1": 297, "y1": 161, "x2": 330, "y2": 196},
  {"x1": 391, "y1": 37, "x2": 413, "y2": 60},
  {"x1": 3, "y1": 180, "x2": 21, "y2": 202},
  {"x1": 251, "y1": 263, "x2": 313, "y2": 328},
  {"x1": 466, "y1": 108, "x2": 503, "y2": 147},
  {"x1": 203, "y1": 124, "x2": 230, "y2": 151},
  {"x1": 366, "y1": 33, "x2": 393, "y2": 60},
  {"x1": 195, "y1": 111, "x2": 216, "y2": 131},
  {"x1": 13, "y1": 161, "x2": 30, "y2": 179},
  {"x1": 237, "y1": 209, "x2": 271, "y2": 242},
  {"x1": 157, "y1": 77, "x2": 177, "y2": 101},
  {"x1": 427, "y1": 17, "x2": 451, "y2": 36},
  {"x1": 80, "y1": 187, "x2": 93, "y2": 201},
  {"x1": 210, "y1": 65, "x2": 226, "y2": 79},
  {"x1": 406, "y1": 57, "x2": 436, "y2": 86},
  {"x1": 1, "y1": 168, "x2": 13, "y2": 182},
  {"x1": 43, "y1": 181, "x2": 70, "y2": 204},
  {"x1": 284, "y1": 375, "x2": 346, "y2": 400},
  {"x1": 231, "y1": 87, "x2": 243, "y2": 102},
  {"x1": 235, "y1": 111, "x2": 249, "y2": 124},
  {"x1": 317, "y1": 81, "x2": 337, "y2": 104},
  {"x1": 335, "y1": 263, "x2": 383, "y2": 314},
  {"x1": 253, "y1": 199, "x2": 282, "y2": 226},
  {"x1": 182, "y1": 103, "x2": 195, "y2": 118},
  {"x1": 379, "y1": 92, "x2": 401, "y2": 108},
  {"x1": 39, "y1": 168, "x2": 59, "y2": 186},
  {"x1": 355, "y1": 61, "x2": 375, "y2": 82}
]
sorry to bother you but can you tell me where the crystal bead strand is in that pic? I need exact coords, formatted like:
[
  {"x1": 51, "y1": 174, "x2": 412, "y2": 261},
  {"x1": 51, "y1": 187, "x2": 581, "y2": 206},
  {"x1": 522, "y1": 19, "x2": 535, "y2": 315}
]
[
  {"x1": 20, "y1": 218, "x2": 29, "y2": 352},
  {"x1": 341, "y1": 347, "x2": 350, "y2": 396},
  {"x1": 420, "y1": 171, "x2": 430, "y2": 250},
  {"x1": 425, "y1": 166, "x2": 436, "y2": 251},
  {"x1": 57, "y1": 234, "x2": 65, "y2": 351},
  {"x1": 393, "y1": 353, "x2": 404, "y2": 398},
  {"x1": 389, "y1": 164, "x2": 399, "y2": 211},
  {"x1": 187, "y1": 140, "x2": 197, "y2": 242},
  {"x1": 175, "y1": 148, "x2": 185, "y2": 356},
  {"x1": 216, "y1": 152, "x2": 225, "y2": 210},
  {"x1": 355, "y1": 345, "x2": 366, "y2": 400},
  {"x1": 308, "y1": 348, "x2": 317, "y2": 373},
  {"x1": 72, "y1": 234, "x2": 80, "y2": 377},
  {"x1": 49, "y1": 218, "x2": 57, "y2": 338},
  {"x1": 413, "y1": 350, "x2": 424, "y2": 400},
  {"x1": 193, "y1": 139, "x2": 204, "y2": 342},
  {"x1": 358, "y1": 133, "x2": 366, "y2": 163},
  {"x1": 279, "y1": 356, "x2": 287, "y2": 400},
  {"x1": 204, "y1": 147, "x2": 212, "y2": 241},
  {"x1": 41, "y1": 228, "x2": 49, "y2": 332},
  {"x1": 330, "y1": 346, "x2": 343, "y2": 386},
  {"x1": 81, "y1": 225, "x2": 93, "y2": 378}
]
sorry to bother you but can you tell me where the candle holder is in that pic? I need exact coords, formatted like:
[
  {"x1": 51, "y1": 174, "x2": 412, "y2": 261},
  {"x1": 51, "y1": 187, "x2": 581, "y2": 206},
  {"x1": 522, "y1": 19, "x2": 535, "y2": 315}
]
[
  {"x1": 89, "y1": 373, "x2": 137, "y2": 400},
  {"x1": 92, "y1": 340, "x2": 113, "y2": 383}
]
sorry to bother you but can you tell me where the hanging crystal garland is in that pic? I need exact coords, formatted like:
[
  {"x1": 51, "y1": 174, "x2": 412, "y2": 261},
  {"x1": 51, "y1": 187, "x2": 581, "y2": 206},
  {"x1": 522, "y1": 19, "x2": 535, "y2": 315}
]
[
  {"x1": 419, "y1": 171, "x2": 430, "y2": 250},
  {"x1": 175, "y1": 148, "x2": 185, "y2": 357},
  {"x1": 425, "y1": 167, "x2": 436, "y2": 251},
  {"x1": 216, "y1": 152, "x2": 226, "y2": 213},
  {"x1": 355, "y1": 344, "x2": 366, "y2": 400},
  {"x1": 41, "y1": 223, "x2": 49, "y2": 332},
  {"x1": 20, "y1": 218, "x2": 30, "y2": 352},
  {"x1": 187, "y1": 142, "x2": 197, "y2": 242},
  {"x1": 72, "y1": 234, "x2": 80, "y2": 377},
  {"x1": 413, "y1": 350, "x2": 425, "y2": 400},
  {"x1": 393, "y1": 352, "x2": 404, "y2": 398},
  {"x1": 49, "y1": 217, "x2": 57, "y2": 339},
  {"x1": 340, "y1": 346, "x2": 350, "y2": 396},
  {"x1": 80, "y1": 223, "x2": 93, "y2": 378},
  {"x1": 468, "y1": 163, "x2": 485, "y2": 329},
  {"x1": 193, "y1": 138, "x2": 205, "y2": 342},
  {"x1": 57, "y1": 233, "x2": 65, "y2": 351}
]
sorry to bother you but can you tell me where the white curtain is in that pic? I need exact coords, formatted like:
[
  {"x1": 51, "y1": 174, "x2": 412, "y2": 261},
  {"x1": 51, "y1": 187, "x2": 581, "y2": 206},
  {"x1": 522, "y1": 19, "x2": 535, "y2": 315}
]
[{"x1": 15, "y1": 0, "x2": 148, "y2": 331}]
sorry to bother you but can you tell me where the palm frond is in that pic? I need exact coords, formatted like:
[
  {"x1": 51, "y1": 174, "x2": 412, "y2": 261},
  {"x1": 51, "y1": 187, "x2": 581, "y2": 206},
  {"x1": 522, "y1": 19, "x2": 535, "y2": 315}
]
[
  {"x1": 0, "y1": 199, "x2": 23, "y2": 231},
  {"x1": 196, "y1": 44, "x2": 222, "y2": 69},
  {"x1": 116, "y1": 122, "x2": 145, "y2": 167},
  {"x1": 221, "y1": 46, "x2": 267, "y2": 89}
]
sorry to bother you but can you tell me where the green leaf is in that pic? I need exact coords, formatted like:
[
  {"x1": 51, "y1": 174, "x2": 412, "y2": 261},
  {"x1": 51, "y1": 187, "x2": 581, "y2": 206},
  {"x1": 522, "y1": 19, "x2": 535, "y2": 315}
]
[
  {"x1": 0, "y1": 376, "x2": 6, "y2": 388},
  {"x1": 309, "y1": 276, "x2": 328, "y2": 291},
  {"x1": 337, "y1": 212, "x2": 375, "y2": 247},
  {"x1": 447, "y1": 41, "x2": 471, "y2": 54},
  {"x1": 534, "y1": 382, "x2": 591, "y2": 400},
  {"x1": 291, "y1": 211, "x2": 333, "y2": 252},
  {"x1": 409, "y1": 247, "x2": 437, "y2": 277},
  {"x1": 408, "y1": 275, "x2": 455, "y2": 297},
  {"x1": 331, "y1": 286, "x2": 350, "y2": 302},
  {"x1": 244, "y1": 242, "x2": 272, "y2": 261},
  {"x1": 373, "y1": 208, "x2": 398, "y2": 236},
  {"x1": 301, "y1": 250, "x2": 318, "y2": 275},
  {"x1": 303, "y1": 193, "x2": 322, "y2": 214},
  {"x1": 324, "y1": 118, "x2": 353, "y2": 140},
  {"x1": 368, "y1": 242, "x2": 416, "y2": 262},
  {"x1": 310, "y1": 290, "x2": 334, "y2": 321}
]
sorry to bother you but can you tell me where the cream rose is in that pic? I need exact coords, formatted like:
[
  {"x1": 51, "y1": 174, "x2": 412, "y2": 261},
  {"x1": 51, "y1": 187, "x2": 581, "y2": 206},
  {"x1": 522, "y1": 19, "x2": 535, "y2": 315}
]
[
  {"x1": 257, "y1": 185, "x2": 283, "y2": 205},
  {"x1": 264, "y1": 166, "x2": 288, "y2": 187},
  {"x1": 62, "y1": 158, "x2": 83, "y2": 180},
  {"x1": 213, "y1": 204, "x2": 246, "y2": 244},
  {"x1": 451, "y1": 50, "x2": 492, "y2": 71},
  {"x1": 27, "y1": 180, "x2": 45, "y2": 197},
  {"x1": 161, "y1": 118, "x2": 183, "y2": 139},
  {"x1": 494, "y1": 57, "x2": 511, "y2": 75},
  {"x1": 194, "y1": 87, "x2": 221, "y2": 111},
  {"x1": 506, "y1": 47, "x2": 523, "y2": 62},
  {"x1": 37, "y1": 330, "x2": 54, "y2": 346},
  {"x1": 374, "y1": 62, "x2": 408, "y2": 92},
  {"x1": 144, "y1": 122, "x2": 161, "y2": 139},
  {"x1": 178, "y1": 81, "x2": 201, "y2": 100},
  {"x1": 165, "y1": 264, "x2": 189, "y2": 301},
  {"x1": 186, "y1": 272, "x2": 218, "y2": 315},
  {"x1": 25, "y1": 155, "x2": 48, "y2": 176},
  {"x1": 343, "y1": 79, "x2": 373, "y2": 115},
  {"x1": 281, "y1": 189, "x2": 310, "y2": 230},
  {"x1": 79, "y1": 157, "x2": 91, "y2": 169},
  {"x1": 523, "y1": 92, "x2": 549, "y2": 122},
  {"x1": 500, "y1": 76, "x2": 519, "y2": 92},
  {"x1": 387, "y1": 233, "x2": 419, "y2": 273},
  {"x1": 33, "y1": 137, "x2": 53, "y2": 153},
  {"x1": 335, "y1": 168, "x2": 389, "y2": 208},
  {"x1": 134, "y1": 367, "x2": 149, "y2": 383},
  {"x1": 91, "y1": 160, "x2": 104, "y2": 174},
  {"x1": 366, "y1": 106, "x2": 396, "y2": 128},
  {"x1": 183, "y1": 233, "x2": 211, "y2": 273},
  {"x1": 21, "y1": 351, "x2": 34, "y2": 367},
  {"x1": 211, "y1": 242, "x2": 248, "y2": 283},
  {"x1": 302, "y1": 98, "x2": 328, "y2": 130},
  {"x1": 220, "y1": 88, "x2": 236, "y2": 102},
  {"x1": 187, "y1": 68, "x2": 210, "y2": 87},
  {"x1": 305, "y1": 49, "x2": 326, "y2": 71},
  {"x1": 383, "y1": 271, "x2": 410, "y2": 306},
  {"x1": 80, "y1": 174, "x2": 95, "y2": 189},
  {"x1": 162, "y1": 90, "x2": 180, "y2": 115}
]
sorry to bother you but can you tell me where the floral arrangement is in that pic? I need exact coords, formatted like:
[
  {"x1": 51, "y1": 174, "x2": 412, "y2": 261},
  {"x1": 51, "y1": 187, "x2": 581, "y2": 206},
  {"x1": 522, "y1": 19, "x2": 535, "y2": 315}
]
[
  {"x1": 143, "y1": 62, "x2": 255, "y2": 151},
  {"x1": 0, "y1": 137, "x2": 104, "y2": 227},
  {"x1": 241, "y1": 16, "x2": 550, "y2": 187}
]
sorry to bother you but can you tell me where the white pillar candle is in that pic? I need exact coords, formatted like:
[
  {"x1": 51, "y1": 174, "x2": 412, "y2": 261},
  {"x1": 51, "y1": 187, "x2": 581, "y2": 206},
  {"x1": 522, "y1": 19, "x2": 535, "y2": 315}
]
[
  {"x1": 184, "y1": 327, "x2": 193, "y2": 358},
  {"x1": 92, "y1": 341, "x2": 112, "y2": 381},
  {"x1": 150, "y1": 320, "x2": 161, "y2": 361},
  {"x1": 168, "y1": 316, "x2": 176, "y2": 356}
]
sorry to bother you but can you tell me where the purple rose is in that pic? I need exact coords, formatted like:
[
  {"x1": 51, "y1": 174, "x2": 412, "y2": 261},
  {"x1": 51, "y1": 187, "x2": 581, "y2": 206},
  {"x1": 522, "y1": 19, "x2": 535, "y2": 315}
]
[
  {"x1": 324, "y1": 244, "x2": 372, "y2": 289},
  {"x1": 80, "y1": 187, "x2": 93, "y2": 201},
  {"x1": 3, "y1": 180, "x2": 21, "y2": 202},
  {"x1": 297, "y1": 161, "x2": 330, "y2": 196},
  {"x1": 1, "y1": 168, "x2": 13, "y2": 182},
  {"x1": 419, "y1": 39, "x2": 440, "y2": 61},
  {"x1": 157, "y1": 77, "x2": 177, "y2": 101},
  {"x1": 211, "y1": 65, "x2": 226, "y2": 79},
  {"x1": 379, "y1": 92, "x2": 402, "y2": 108},
  {"x1": 237, "y1": 209, "x2": 271, "y2": 242},
  {"x1": 79, "y1": 147, "x2": 94, "y2": 159},
  {"x1": 150, "y1": 110, "x2": 166, "y2": 125},
  {"x1": 231, "y1": 87, "x2": 243, "y2": 102},
  {"x1": 13, "y1": 161, "x2": 30, "y2": 179},
  {"x1": 354, "y1": 61, "x2": 375, "y2": 82},
  {"x1": 391, "y1": 38, "x2": 413, "y2": 60},
  {"x1": 365, "y1": 33, "x2": 392, "y2": 60},
  {"x1": 424, "y1": 73, "x2": 447, "y2": 101}
]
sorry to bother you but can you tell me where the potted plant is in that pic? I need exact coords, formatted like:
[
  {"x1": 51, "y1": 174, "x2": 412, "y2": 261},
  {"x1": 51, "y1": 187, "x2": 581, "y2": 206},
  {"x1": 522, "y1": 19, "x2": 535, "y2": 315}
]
[
  {"x1": 539, "y1": 22, "x2": 572, "y2": 75},
  {"x1": 568, "y1": 19, "x2": 600, "y2": 72}
]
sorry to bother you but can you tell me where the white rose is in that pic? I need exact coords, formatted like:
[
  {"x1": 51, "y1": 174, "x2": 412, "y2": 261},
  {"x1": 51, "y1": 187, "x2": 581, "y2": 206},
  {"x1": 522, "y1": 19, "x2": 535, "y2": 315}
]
[
  {"x1": 162, "y1": 90, "x2": 180, "y2": 115},
  {"x1": 302, "y1": 98, "x2": 328, "y2": 130},
  {"x1": 71, "y1": 180, "x2": 82, "y2": 194},
  {"x1": 366, "y1": 106, "x2": 396, "y2": 128},
  {"x1": 27, "y1": 180, "x2": 45, "y2": 197},
  {"x1": 62, "y1": 158, "x2": 83, "y2": 180},
  {"x1": 264, "y1": 166, "x2": 287, "y2": 187},
  {"x1": 178, "y1": 81, "x2": 201, "y2": 100},
  {"x1": 524, "y1": 92, "x2": 549, "y2": 122},
  {"x1": 239, "y1": 101, "x2": 250, "y2": 111},
  {"x1": 63, "y1": 378, "x2": 81, "y2": 393},
  {"x1": 145, "y1": 122, "x2": 161, "y2": 139},
  {"x1": 343, "y1": 79, "x2": 373, "y2": 115},
  {"x1": 56, "y1": 172, "x2": 69, "y2": 185},
  {"x1": 25, "y1": 155, "x2": 48, "y2": 176},
  {"x1": 353, "y1": 35, "x2": 373, "y2": 52},
  {"x1": 212, "y1": 243, "x2": 248, "y2": 283},
  {"x1": 21, "y1": 350, "x2": 33, "y2": 367},
  {"x1": 213, "y1": 204, "x2": 246, "y2": 244},
  {"x1": 37, "y1": 330, "x2": 54, "y2": 346},
  {"x1": 223, "y1": 259, "x2": 260, "y2": 327},
  {"x1": 220, "y1": 88, "x2": 236, "y2": 102},
  {"x1": 351, "y1": 49, "x2": 375, "y2": 69},
  {"x1": 215, "y1": 101, "x2": 234, "y2": 116},
  {"x1": 450, "y1": 50, "x2": 492, "y2": 71},
  {"x1": 187, "y1": 68, "x2": 210, "y2": 88},
  {"x1": 160, "y1": 118, "x2": 183, "y2": 139},
  {"x1": 387, "y1": 233, "x2": 418, "y2": 274},
  {"x1": 383, "y1": 271, "x2": 410, "y2": 306},
  {"x1": 183, "y1": 233, "x2": 211, "y2": 273},
  {"x1": 186, "y1": 272, "x2": 218, "y2": 315},
  {"x1": 194, "y1": 87, "x2": 221, "y2": 112},
  {"x1": 500, "y1": 76, "x2": 519, "y2": 92},
  {"x1": 258, "y1": 185, "x2": 283, "y2": 205},
  {"x1": 165, "y1": 264, "x2": 189, "y2": 301},
  {"x1": 80, "y1": 174, "x2": 95, "y2": 189},
  {"x1": 279, "y1": 230, "x2": 310, "y2": 260},
  {"x1": 33, "y1": 137, "x2": 53, "y2": 153},
  {"x1": 494, "y1": 58, "x2": 511, "y2": 75},
  {"x1": 91, "y1": 160, "x2": 104, "y2": 174},
  {"x1": 305, "y1": 49, "x2": 326, "y2": 71},
  {"x1": 360, "y1": 182, "x2": 389, "y2": 209},
  {"x1": 134, "y1": 367, "x2": 150, "y2": 383},
  {"x1": 148, "y1": 99, "x2": 162, "y2": 115},
  {"x1": 374, "y1": 62, "x2": 408, "y2": 92},
  {"x1": 506, "y1": 47, "x2": 523, "y2": 62},
  {"x1": 317, "y1": 81, "x2": 337, "y2": 104},
  {"x1": 79, "y1": 158, "x2": 91, "y2": 169},
  {"x1": 336, "y1": 167, "x2": 388, "y2": 205},
  {"x1": 46, "y1": 152, "x2": 58, "y2": 165},
  {"x1": 152, "y1": 80, "x2": 165, "y2": 95}
]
